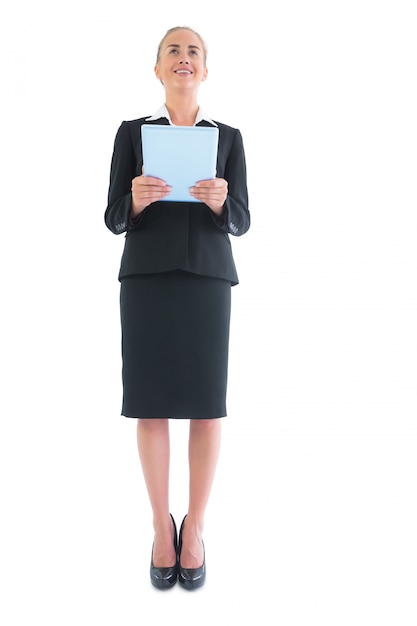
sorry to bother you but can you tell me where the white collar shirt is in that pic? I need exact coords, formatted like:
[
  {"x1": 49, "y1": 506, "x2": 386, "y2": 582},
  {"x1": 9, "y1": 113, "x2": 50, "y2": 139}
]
[{"x1": 146, "y1": 104, "x2": 217, "y2": 127}]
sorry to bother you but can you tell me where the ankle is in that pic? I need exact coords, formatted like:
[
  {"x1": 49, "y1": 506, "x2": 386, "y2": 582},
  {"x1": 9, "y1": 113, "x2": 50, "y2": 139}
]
[
  {"x1": 183, "y1": 513, "x2": 204, "y2": 537},
  {"x1": 153, "y1": 512, "x2": 174, "y2": 535}
]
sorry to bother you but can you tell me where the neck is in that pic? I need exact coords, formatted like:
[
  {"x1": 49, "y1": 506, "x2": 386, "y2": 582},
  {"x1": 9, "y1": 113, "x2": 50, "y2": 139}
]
[{"x1": 165, "y1": 95, "x2": 199, "y2": 126}]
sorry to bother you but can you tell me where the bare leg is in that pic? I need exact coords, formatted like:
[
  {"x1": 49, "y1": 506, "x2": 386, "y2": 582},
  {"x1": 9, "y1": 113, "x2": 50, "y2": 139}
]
[
  {"x1": 136, "y1": 418, "x2": 176, "y2": 568},
  {"x1": 180, "y1": 418, "x2": 222, "y2": 568}
]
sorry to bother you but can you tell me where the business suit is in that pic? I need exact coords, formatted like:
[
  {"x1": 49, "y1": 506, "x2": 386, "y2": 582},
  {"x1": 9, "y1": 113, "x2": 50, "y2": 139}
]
[
  {"x1": 105, "y1": 116, "x2": 250, "y2": 418},
  {"x1": 105, "y1": 117, "x2": 250, "y2": 285}
]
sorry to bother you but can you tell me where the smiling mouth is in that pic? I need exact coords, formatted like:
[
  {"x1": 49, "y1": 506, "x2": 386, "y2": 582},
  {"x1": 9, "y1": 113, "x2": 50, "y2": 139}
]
[{"x1": 175, "y1": 70, "x2": 192, "y2": 75}]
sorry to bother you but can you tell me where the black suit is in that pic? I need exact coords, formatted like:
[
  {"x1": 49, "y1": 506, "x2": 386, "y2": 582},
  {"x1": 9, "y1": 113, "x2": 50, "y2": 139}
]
[{"x1": 105, "y1": 117, "x2": 250, "y2": 285}]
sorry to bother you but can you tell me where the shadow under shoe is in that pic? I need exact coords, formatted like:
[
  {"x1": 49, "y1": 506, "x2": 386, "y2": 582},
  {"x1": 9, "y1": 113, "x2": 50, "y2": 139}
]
[{"x1": 150, "y1": 514, "x2": 178, "y2": 590}]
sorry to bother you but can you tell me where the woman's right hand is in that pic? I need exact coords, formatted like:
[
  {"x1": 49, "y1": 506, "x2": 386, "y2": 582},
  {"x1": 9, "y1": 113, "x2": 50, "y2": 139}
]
[{"x1": 131, "y1": 171, "x2": 172, "y2": 217}]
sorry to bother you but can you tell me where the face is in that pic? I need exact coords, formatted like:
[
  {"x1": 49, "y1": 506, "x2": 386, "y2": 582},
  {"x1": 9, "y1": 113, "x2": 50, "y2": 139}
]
[{"x1": 155, "y1": 29, "x2": 208, "y2": 91}]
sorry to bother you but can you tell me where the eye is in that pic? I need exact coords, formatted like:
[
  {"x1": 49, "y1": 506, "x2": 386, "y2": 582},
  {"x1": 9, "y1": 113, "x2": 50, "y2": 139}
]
[
  {"x1": 169, "y1": 48, "x2": 179, "y2": 54},
  {"x1": 189, "y1": 49, "x2": 198, "y2": 56}
]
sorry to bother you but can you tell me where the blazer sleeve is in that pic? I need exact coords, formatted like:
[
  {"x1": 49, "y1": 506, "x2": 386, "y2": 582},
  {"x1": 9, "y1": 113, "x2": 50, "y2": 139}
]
[
  {"x1": 104, "y1": 121, "x2": 139, "y2": 235},
  {"x1": 216, "y1": 128, "x2": 250, "y2": 237}
]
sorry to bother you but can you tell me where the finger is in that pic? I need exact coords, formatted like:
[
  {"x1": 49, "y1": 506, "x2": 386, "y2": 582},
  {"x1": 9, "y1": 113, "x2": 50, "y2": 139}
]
[
  {"x1": 136, "y1": 189, "x2": 170, "y2": 197},
  {"x1": 137, "y1": 176, "x2": 170, "y2": 187},
  {"x1": 190, "y1": 183, "x2": 224, "y2": 194},
  {"x1": 134, "y1": 185, "x2": 172, "y2": 196},
  {"x1": 132, "y1": 174, "x2": 169, "y2": 186},
  {"x1": 194, "y1": 179, "x2": 226, "y2": 189},
  {"x1": 144, "y1": 176, "x2": 170, "y2": 186},
  {"x1": 196, "y1": 177, "x2": 227, "y2": 187},
  {"x1": 133, "y1": 194, "x2": 168, "y2": 206},
  {"x1": 190, "y1": 187, "x2": 226, "y2": 200},
  {"x1": 132, "y1": 185, "x2": 171, "y2": 200}
]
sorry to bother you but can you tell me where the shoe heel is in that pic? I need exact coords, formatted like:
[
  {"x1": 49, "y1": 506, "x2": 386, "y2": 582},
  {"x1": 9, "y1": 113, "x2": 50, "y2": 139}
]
[
  {"x1": 178, "y1": 515, "x2": 206, "y2": 590},
  {"x1": 150, "y1": 513, "x2": 178, "y2": 589}
]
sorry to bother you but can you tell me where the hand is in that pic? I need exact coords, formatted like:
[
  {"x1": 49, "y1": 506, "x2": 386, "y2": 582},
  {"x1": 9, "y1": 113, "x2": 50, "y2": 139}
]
[
  {"x1": 189, "y1": 178, "x2": 228, "y2": 215},
  {"x1": 131, "y1": 170, "x2": 172, "y2": 216}
]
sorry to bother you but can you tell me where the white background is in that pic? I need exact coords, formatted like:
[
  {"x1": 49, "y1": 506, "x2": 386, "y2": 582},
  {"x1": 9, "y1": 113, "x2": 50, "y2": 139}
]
[{"x1": 1, "y1": 1, "x2": 416, "y2": 624}]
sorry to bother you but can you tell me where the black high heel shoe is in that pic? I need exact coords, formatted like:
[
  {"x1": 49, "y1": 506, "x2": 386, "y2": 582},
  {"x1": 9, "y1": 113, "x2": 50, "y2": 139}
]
[
  {"x1": 178, "y1": 515, "x2": 206, "y2": 590},
  {"x1": 150, "y1": 513, "x2": 178, "y2": 589}
]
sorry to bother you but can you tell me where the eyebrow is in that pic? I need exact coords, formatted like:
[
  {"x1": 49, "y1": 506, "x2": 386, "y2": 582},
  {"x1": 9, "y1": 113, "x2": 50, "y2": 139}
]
[{"x1": 166, "y1": 44, "x2": 201, "y2": 51}]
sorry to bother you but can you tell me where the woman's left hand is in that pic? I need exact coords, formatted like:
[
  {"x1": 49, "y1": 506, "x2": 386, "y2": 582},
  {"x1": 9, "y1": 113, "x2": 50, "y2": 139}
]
[{"x1": 189, "y1": 178, "x2": 228, "y2": 216}]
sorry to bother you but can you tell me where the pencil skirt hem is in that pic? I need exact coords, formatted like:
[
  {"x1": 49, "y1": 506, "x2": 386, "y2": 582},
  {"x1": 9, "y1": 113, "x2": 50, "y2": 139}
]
[{"x1": 119, "y1": 270, "x2": 231, "y2": 419}]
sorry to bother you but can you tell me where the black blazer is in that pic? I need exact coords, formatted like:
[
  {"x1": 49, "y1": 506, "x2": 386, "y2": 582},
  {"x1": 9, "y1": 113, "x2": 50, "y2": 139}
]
[{"x1": 105, "y1": 117, "x2": 250, "y2": 285}]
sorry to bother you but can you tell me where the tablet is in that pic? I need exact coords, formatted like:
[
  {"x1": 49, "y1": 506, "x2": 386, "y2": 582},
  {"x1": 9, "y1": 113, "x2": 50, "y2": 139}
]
[{"x1": 141, "y1": 124, "x2": 219, "y2": 202}]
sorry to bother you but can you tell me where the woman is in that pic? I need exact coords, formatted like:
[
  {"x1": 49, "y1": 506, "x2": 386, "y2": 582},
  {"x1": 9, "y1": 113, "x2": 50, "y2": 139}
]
[{"x1": 105, "y1": 26, "x2": 250, "y2": 590}]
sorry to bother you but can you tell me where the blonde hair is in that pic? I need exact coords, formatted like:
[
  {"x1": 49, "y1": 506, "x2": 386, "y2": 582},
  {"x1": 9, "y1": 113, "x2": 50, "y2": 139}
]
[{"x1": 156, "y1": 26, "x2": 208, "y2": 65}]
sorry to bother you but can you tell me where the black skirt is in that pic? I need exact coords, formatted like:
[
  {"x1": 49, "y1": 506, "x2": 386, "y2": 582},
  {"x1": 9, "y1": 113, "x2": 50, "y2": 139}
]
[{"x1": 120, "y1": 270, "x2": 231, "y2": 418}]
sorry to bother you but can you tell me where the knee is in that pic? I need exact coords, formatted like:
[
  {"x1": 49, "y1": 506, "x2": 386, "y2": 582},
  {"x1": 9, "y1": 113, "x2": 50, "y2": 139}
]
[
  {"x1": 137, "y1": 418, "x2": 168, "y2": 433},
  {"x1": 190, "y1": 418, "x2": 221, "y2": 434}
]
